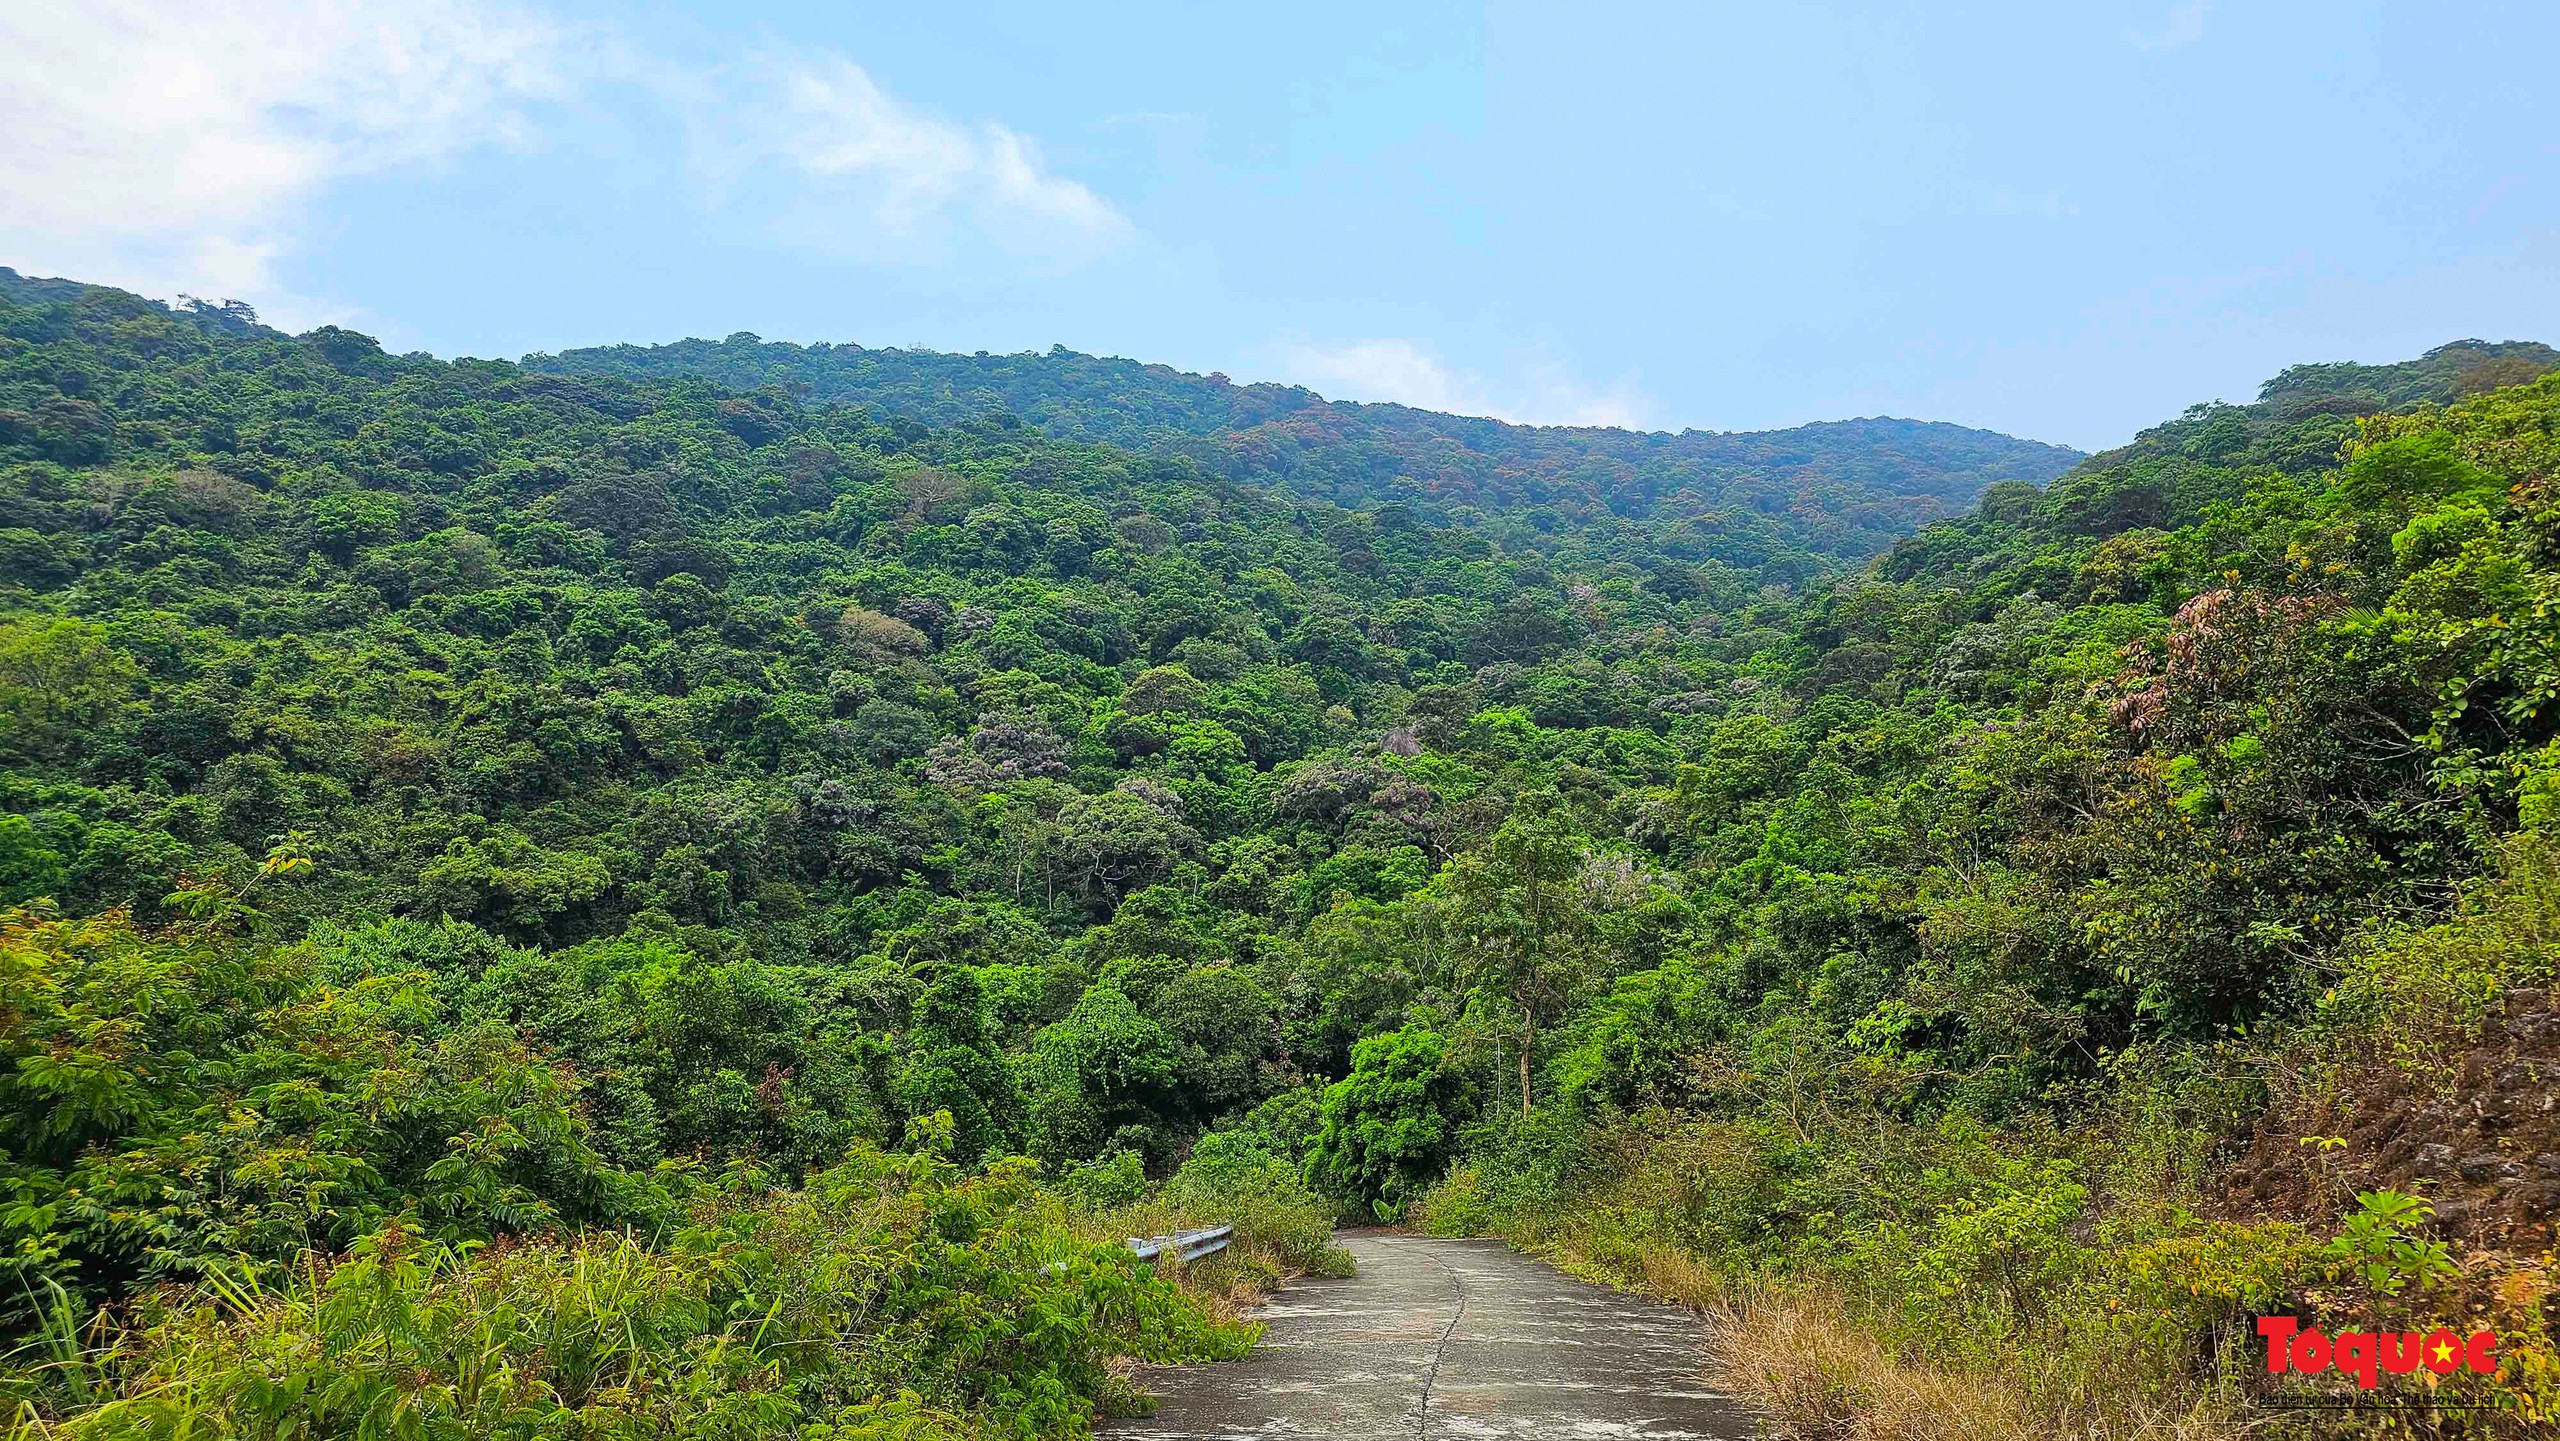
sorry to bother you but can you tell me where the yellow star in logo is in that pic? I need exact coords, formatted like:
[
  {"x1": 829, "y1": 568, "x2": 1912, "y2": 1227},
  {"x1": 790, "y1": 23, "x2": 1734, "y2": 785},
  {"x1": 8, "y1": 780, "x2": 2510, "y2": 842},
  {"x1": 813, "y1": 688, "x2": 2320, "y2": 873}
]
[{"x1": 2433, "y1": 1339, "x2": 2456, "y2": 1366}]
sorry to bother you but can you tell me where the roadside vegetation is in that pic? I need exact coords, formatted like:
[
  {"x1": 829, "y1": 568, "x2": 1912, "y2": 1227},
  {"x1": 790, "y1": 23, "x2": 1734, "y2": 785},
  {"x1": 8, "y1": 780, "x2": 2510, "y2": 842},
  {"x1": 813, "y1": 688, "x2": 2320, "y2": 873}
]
[
  {"x1": 1410, "y1": 366, "x2": 2560, "y2": 1436},
  {"x1": 4, "y1": 268, "x2": 2558, "y2": 1434}
]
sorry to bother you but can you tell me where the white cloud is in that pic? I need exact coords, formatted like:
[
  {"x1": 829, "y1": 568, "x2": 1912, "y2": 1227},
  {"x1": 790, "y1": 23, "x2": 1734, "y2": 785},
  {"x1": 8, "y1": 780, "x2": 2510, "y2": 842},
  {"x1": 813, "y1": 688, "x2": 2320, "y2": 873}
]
[
  {"x1": 732, "y1": 54, "x2": 1132, "y2": 264},
  {"x1": 1282, "y1": 339, "x2": 1478, "y2": 414},
  {"x1": 0, "y1": 0, "x2": 564, "y2": 310},
  {"x1": 0, "y1": 2, "x2": 1132, "y2": 316},
  {"x1": 2130, "y1": 1, "x2": 2211, "y2": 52},
  {"x1": 1276, "y1": 338, "x2": 1653, "y2": 430}
]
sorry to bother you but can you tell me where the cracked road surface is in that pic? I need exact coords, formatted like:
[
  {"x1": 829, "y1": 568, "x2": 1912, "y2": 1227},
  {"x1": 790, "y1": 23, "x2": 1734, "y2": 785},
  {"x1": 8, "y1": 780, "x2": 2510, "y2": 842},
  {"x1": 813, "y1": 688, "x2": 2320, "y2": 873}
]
[{"x1": 1102, "y1": 1232, "x2": 1756, "y2": 1440}]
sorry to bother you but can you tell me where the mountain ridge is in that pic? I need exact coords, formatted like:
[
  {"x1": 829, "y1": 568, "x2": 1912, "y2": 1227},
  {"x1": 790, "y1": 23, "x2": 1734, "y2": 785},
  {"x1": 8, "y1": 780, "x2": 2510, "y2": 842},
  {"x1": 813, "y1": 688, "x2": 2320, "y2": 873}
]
[
  {"x1": 531, "y1": 331, "x2": 2065, "y2": 445},
  {"x1": 524, "y1": 332, "x2": 2087, "y2": 524},
  {"x1": 0, "y1": 262, "x2": 2088, "y2": 577}
]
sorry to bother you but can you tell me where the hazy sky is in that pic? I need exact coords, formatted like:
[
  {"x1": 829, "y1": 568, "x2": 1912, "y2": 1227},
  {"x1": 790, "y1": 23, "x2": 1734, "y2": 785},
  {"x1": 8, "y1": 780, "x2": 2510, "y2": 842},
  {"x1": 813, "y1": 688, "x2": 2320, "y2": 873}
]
[{"x1": 5, "y1": 1, "x2": 2555, "y2": 450}]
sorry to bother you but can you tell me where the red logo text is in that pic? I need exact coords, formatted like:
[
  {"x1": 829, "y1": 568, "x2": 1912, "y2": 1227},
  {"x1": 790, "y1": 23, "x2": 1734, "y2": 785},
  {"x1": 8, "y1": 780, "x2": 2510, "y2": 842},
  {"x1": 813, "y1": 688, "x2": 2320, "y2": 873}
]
[{"x1": 2257, "y1": 1317, "x2": 2497, "y2": 1390}]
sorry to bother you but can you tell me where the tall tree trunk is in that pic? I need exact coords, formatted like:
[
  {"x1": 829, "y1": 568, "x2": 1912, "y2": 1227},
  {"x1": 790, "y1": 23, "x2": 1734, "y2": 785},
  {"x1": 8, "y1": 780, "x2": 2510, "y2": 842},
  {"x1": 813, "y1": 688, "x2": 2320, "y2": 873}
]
[{"x1": 1520, "y1": 1006, "x2": 1535, "y2": 1118}]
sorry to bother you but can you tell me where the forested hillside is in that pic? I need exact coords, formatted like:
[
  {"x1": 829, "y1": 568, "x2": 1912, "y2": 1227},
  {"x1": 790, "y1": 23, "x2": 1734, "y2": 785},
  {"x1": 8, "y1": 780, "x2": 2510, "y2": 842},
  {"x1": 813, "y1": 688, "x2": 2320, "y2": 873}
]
[
  {"x1": 530, "y1": 333, "x2": 2083, "y2": 559},
  {"x1": 5, "y1": 264, "x2": 2560, "y2": 1435}
]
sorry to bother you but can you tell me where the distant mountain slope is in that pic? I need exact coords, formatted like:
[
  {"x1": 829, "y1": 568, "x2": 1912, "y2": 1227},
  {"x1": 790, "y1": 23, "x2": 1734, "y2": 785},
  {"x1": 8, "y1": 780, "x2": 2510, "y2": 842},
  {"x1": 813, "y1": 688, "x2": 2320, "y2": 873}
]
[
  {"x1": 1875, "y1": 338, "x2": 2560, "y2": 585},
  {"x1": 0, "y1": 267, "x2": 270, "y2": 337},
  {"x1": 2032, "y1": 338, "x2": 2560, "y2": 537},
  {"x1": 526, "y1": 336, "x2": 2085, "y2": 534},
  {"x1": 2257, "y1": 339, "x2": 2560, "y2": 417}
]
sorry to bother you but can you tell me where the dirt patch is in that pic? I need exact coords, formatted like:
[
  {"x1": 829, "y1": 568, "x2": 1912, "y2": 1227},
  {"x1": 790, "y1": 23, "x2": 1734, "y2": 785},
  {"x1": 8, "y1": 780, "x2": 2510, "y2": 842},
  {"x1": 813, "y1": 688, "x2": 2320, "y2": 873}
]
[{"x1": 2222, "y1": 987, "x2": 2560, "y2": 1249}]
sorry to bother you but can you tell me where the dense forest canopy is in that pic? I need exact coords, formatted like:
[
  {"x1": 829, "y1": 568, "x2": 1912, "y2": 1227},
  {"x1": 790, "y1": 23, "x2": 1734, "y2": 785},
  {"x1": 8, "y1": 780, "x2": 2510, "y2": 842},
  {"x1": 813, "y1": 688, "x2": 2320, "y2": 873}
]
[
  {"x1": 528, "y1": 332, "x2": 2084, "y2": 550},
  {"x1": 7, "y1": 262, "x2": 2560, "y2": 1433}
]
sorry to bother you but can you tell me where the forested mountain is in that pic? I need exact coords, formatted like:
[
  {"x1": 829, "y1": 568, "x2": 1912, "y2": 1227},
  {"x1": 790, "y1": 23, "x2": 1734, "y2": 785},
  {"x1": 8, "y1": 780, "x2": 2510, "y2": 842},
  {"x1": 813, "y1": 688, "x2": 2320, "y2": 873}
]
[
  {"x1": 530, "y1": 333, "x2": 2083, "y2": 557},
  {"x1": 7, "y1": 264, "x2": 2560, "y2": 1435}
]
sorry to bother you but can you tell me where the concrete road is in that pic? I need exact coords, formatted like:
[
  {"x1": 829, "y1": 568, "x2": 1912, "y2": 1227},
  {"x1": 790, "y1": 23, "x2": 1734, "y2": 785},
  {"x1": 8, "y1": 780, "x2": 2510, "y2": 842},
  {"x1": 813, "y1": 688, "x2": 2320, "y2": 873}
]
[{"x1": 1103, "y1": 1232, "x2": 1757, "y2": 1440}]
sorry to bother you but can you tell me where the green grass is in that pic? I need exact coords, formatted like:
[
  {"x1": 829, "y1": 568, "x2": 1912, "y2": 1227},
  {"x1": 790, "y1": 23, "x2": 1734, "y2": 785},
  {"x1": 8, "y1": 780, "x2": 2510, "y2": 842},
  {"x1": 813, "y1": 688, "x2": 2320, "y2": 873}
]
[{"x1": 3, "y1": 1146, "x2": 1253, "y2": 1441}]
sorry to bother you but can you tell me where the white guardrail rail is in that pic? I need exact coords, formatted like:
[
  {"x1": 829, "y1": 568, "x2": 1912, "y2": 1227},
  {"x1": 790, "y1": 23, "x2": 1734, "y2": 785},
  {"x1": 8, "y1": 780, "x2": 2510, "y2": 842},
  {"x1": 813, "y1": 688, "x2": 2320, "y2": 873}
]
[{"x1": 1125, "y1": 1224, "x2": 1233, "y2": 1264}]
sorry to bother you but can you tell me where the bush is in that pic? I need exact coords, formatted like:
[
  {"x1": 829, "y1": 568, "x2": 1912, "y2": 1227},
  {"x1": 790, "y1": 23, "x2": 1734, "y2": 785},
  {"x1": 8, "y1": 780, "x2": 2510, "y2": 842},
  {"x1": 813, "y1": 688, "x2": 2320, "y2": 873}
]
[
  {"x1": 4, "y1": 1147, "x2": 1253, "y2": 1440},
  {"x1": 1306, "y1": 1026, "x2": 1467, "y2": 1219},
  {"x1": 1060, "y1": 1149, "x2": 1148, "y2": 1211},
  {"x1": 1083, "y1": 1130, "x2": 1353, "y2": 1302},
  {"x1": 0, "y1": 902, "x2": 665, "y2": 1322},
  {"x1": 2316, "y1": 832, "x2": 2560, "y2": 1071},
  {"x1": 1409, "y1": 1163, "x2": 1494, "y2": 1237},
  {"x1": 1160, "y1": 1133, "x2": 1349, "y2": 1279}
]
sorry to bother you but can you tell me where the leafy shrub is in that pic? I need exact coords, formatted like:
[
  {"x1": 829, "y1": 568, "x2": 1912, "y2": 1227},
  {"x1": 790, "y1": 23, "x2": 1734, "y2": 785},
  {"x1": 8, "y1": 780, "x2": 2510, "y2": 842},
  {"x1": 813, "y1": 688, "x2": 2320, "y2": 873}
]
[
  {"x1": 1841, "y1": 1152, "x2": 2093, "y2": 1332},
  {"x1": 1409, "y1": 1163, "x2": 1494, "y2": 1237},
  {"x1": 1060, "y1": 1149, "x2": 1148, "y2": 1212},
  {"x1": 5, "y1": 1146, "x2": 1251, "y2": 1439},
  {"x1": 2319, "y1": 1189, "x2": 2458, "y2": 1296},
  {"x1": 1306, "y1": 1026, "x2": 1467, "y2": 1219},
  {"x1": 0, "y1": 901, "x2": 663, "y2": 1321},
  {"x1": 1158, "y1": 1132, "x2": 1349, "y2": 1279},
  {"x1": 2316, "y1": 833, "x2": 2560, "y2": 1071}
]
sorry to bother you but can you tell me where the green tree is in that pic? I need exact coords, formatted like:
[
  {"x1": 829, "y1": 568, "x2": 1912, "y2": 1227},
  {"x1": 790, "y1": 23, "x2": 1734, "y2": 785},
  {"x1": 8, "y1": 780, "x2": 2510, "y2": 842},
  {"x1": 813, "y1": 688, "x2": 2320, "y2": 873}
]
[
  {"x1": 897, "y1": 965, "x2": 1025, "y2": 1165},
  {"x1": 1020, "y1": 987, "x2": 1181, "y2": 1167},
  {"x1": 1442, "y1": 793, "x2": 1594, "y2": 1116},
  {"x1": 1306, "y1": 1025, "x2": 1466, "y2": 1216},
  {"x1": 0, "y1": 619, "x2": 137, "y2": 766}
]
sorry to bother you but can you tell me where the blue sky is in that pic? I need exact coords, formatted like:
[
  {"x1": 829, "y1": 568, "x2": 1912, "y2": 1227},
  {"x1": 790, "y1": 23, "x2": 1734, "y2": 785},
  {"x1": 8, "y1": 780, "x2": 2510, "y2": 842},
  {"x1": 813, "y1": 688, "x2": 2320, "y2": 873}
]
[{"x1": 4, "y1": 1, "x2": 2555, "y2": 450}]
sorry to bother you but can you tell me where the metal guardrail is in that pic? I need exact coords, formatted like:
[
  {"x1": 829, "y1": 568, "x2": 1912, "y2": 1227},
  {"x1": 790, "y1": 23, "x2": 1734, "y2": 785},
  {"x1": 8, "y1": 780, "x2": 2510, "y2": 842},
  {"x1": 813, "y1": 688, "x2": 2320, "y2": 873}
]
[{"x1": 1126, "y1": 1224, "x2": 1232, "y2": 1264}]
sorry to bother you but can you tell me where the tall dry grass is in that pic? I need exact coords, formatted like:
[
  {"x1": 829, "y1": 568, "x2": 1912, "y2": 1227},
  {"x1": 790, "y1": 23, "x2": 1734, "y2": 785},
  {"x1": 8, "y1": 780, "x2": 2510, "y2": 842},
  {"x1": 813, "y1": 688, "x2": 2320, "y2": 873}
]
[{"x1": 1702, "y1": 1285, "x2": 2251, "y2": 1441}]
